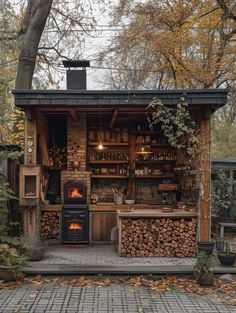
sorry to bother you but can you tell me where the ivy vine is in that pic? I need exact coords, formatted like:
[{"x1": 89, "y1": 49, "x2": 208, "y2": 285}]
[{"x1": 146, "y1": 94, "x2": 199, "y2": 157}]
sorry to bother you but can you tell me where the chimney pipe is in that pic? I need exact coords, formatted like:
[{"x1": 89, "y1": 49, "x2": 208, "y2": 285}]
[{"x1": 62, "y1": 60, "x2": 90, "y2": 90}]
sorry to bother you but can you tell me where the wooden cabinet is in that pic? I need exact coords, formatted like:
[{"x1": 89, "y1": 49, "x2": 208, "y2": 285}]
[
  {"x1": 20, "y1": 165, "x2": 41, "y2": 206},
  {"x1": 89, "y1": 212, "x2": 117, "y2": 243}
]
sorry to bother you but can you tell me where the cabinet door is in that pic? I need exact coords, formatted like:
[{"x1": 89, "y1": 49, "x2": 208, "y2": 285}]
[{"x1": 90, "y1": 212, "x2": 117, "y2": 242}]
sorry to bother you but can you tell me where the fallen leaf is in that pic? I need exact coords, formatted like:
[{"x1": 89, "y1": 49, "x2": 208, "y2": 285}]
[{"x1": 28, "y1": 293, "x2": 37, "y2": 300}]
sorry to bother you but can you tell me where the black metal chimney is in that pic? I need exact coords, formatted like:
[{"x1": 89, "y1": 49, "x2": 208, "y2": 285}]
[{"x1": 62, "y1": 60, "x2": 90, "y2": 90}]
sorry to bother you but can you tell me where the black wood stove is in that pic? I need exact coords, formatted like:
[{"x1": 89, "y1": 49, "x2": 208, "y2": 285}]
[{"x1": 62, "y1": 181, "x2": 88, "y2": 243}]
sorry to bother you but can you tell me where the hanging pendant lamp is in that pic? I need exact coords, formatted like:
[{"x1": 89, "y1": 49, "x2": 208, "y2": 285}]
[
  {"x1": 136, "y1": 137, "x2": 153, "y2": 154},
  {"x1": 136, "y1": 144, "x2": 153, "y2": 154},
  {"x1": 96, "y1": 111, "x2": 105, "y2": 151}
]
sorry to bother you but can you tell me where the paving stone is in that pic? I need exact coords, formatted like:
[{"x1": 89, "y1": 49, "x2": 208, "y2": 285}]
[
  {"x1": 1, "y1": 281, "x2": 236, "y2": 313},
  {"x1": 219, "y1": 274, "x2": 235, "y2": 283}
]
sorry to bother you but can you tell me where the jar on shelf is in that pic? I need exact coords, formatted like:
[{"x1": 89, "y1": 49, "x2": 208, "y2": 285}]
[
  {"x1": 104, "y1": 130, "x2": 111, "y2": 142},
  {"x1": 98, "y1": 131, "x2": 104, "y2": 142},
  {"x1": 114, "y1": 194, "x2": 123, "y2": 205},
  {"x1": 89, "y1": 130, "x2": 95, "y2": 142},
  {"x1": 110, "y1": 131, "x2": 116, "y2": 143},
  {"x1": 115, "y1": 128, "x2": 121, "y2": 142},
  {"x1": 122, "y1": 129, "x2": 128, "y2": 142},
  {"x1": 145, "y1": 136, "x2": 151, "y2": 144}
]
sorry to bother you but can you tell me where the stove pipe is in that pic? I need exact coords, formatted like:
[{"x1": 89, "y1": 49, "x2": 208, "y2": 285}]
[{"x1": 62, "y1": 60, "x2": 90, "y2": 90}]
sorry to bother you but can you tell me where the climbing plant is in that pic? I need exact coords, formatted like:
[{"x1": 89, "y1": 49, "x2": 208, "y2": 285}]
[
  {"x1": 211, "y1": 169, "x2": 236, "y2": 222},
  {"x1": 146, "y1": 94, "x2": 199, "y2": 157},
  {"x1": 0, "y1": 150, "x2": 22, "y2": 243}
]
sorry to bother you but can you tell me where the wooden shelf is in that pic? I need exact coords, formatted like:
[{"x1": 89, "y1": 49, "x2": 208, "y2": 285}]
[
  {"x1": 136, "y1": 160, "x2": 176, "y2": 164},
  {"x1": 91, "y1": 175, "x2": 129, "y2": 179},
  {"x1": 174, "y1": 170, "x2": 198, "y2": 175},
  {"x1": 131, "y1": 130, "x2": 161, "y2": 135},
  {"x1": 41, "y1": 204, "x2": 62, "y2": 211},
  {"x1": 89, "y1": 160, "x2": 128, "y2": 164},
  {"x1": 42, "y1": 166, "x2": 64, "y2": 171},
  {"x1": 135, "y1": 175, "x2": 166, "y2": 179},
  {"x1": 117, "y1": 209, "x2": 197, "y2": 218},
  {"x1": 159, "y1": 184, "x2": 178, "y2": 191},
  {"x1": 88, "y1": 142, "x2": 129, "y2": 146},
  {"x1": 150, "y1": 143, "x2": 171, "y2": 147}
]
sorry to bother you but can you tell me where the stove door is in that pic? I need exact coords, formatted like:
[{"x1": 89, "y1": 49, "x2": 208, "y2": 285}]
[{"x1": 62, "y1": 212, "x2": 88, "y2": 243}]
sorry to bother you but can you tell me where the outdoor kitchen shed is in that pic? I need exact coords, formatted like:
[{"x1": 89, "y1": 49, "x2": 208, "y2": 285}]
[{"x1": 13, "y1": 68, "x2": 228, "y2": 257}]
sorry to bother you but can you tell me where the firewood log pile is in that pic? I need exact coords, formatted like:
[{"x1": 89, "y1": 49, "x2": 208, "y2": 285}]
[
  {"x1": 41, "y1": 211, "x2": 60, "y2": 240},
  {"x1": 120, "y1": 218, "x2": 197, "y2": 257},
  {"x1": 48, "y1": 146, "x2": 66, "y2": 168}
]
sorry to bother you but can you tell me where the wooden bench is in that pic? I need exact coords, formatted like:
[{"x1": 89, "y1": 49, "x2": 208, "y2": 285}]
[{"x1": 218, "y1": 223, "x2": 236, "y2": 238}]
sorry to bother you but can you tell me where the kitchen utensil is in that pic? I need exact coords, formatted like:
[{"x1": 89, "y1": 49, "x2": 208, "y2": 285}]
[
  {"x1": 161, "y1": 207, "x2": 174, "y2": 213},
  {"x1": 124, "y1": 199, "x2": 135, "y2": 205}
]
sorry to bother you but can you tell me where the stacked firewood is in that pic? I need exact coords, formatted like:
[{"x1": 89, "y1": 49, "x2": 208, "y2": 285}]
[
  {"x1": 120, "y1": 218, "x2": 196, "y2": 257},
  {"x1": 41, "y1": 211, "x2": 60, "y2": 240},
  {"x1": 48, "y1": 146, "x2": 66, "y2": 168},
  {"x1": 159, "y1": 218, "x2": 197, "y2": 257}
]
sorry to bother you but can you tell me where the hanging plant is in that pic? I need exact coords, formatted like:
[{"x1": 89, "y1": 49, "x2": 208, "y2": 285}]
[{"x1": 146, "y1": 94, "x2": 199, "y2": 157}]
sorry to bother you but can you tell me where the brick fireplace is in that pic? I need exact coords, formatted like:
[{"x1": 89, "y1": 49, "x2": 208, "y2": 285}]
[
  {"x1": 61, "y1": 114, "x2": 91, "y2": 243},
  {"x1": 61, "y1": 114, "x2": 91, "y2": 203}
]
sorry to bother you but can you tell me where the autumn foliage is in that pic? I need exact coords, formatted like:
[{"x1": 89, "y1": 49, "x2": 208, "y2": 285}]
[{"x1": 102, "y1": 0, "x2": 236, "y2": 90}]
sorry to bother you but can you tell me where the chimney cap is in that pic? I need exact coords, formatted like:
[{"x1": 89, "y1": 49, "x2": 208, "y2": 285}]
[{"x1": 62, "y1": 60, "x2": 90, "y2": 68}]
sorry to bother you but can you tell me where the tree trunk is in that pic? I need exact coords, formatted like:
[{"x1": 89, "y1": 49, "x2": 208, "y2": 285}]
[{"x1": 15, "y1": 0, "x2": 53, "y2": 89}]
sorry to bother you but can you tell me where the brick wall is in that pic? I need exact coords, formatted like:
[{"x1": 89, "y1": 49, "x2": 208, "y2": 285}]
[
  {"x1": 91, "y1": 179, "x2": 128, "y2": 203},
  {"x1": 67, "y1": 114, "x2": 87, "y2": 171},
  {"x1": 91, "y1": 180, "x2": 164, "y2": 203},
  {"x1": 136, "y1": 181, "x2": 163, "y2": 203},
  {"x1": 61, "y1": 114, "x2": 91, "y2": 204}
]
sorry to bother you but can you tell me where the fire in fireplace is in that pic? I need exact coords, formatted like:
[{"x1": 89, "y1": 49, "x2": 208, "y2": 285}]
[
  {"x1": 68, "y1": 222, "x2": 83, "y2": 230},
  {"x1": 62, "y1": 181, "x2": 88, "y2": 243},
  {"x1": 64, "y1": 181, "x2": 87, "y2": 204},
  {"x1": 68, "y1": 188, "x2": 83, "y2": 198}
]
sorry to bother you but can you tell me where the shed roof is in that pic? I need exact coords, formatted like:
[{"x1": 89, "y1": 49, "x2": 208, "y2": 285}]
[
  {"x1": 212, "y1": 158, "x2": 236, "y2": 164},
  {"x1": 12, "y1": 89, "x2": 228, "y2": 110},
  {"x1": 0, "y1": 144, "x2": 22, "y2": 152}
]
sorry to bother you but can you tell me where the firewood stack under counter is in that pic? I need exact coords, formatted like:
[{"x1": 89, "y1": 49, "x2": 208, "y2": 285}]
[{"x1": 116, "y1": 207, "x2": 197, "y2": 258}]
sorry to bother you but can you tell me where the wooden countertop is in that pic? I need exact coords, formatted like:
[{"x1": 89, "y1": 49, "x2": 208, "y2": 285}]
[
  {"x1": 89, "y1": 203, "x2": 176, "y2": 212},
  {"x1": 117, "y1": 209, "x2": 197, "y2": 218},
  {"x1": 41, "y1": 205, "x2": 62, "y2": 211},
  {"x1": 40, "y1": 204, "x2": 197, "y2": 218}
]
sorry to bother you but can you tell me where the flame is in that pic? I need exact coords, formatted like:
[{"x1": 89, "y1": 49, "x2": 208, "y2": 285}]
[
  {"x1": 68, "y1": 187, "x2": 83, "y2": 198},
  {"x1": 68, "y1": 223, "x2": 82, "y2": 230}
]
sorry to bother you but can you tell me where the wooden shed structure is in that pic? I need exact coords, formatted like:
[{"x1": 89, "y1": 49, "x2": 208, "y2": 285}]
[{"x1": 13, "y1": 83, "x2": 228, "y2": 257}]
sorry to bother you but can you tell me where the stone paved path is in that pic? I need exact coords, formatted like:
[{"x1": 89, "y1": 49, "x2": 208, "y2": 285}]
[
  {"x1": 36, "y1": 245, "x2": 195, "y2": 266},
  {"x1": 0, "y1": 281, "x2": 236, "y2": 313}
]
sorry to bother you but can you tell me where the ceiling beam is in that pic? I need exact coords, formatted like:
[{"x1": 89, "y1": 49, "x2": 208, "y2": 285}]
[{"x1": 110, "y1": 109, "x2": 118, "y2": 128}]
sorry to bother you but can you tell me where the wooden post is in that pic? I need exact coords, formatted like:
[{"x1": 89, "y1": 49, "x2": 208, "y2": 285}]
[
  {"x1": 24, "y1": 206, "x2": 41, "y2": 241},
  {"x1": 24, "y1": 109, "x2": 37, "y2": 164},
  {"x1": 36, "y1": 110, "x2": 50, "y2": 166},
  {"x1": 23, "y1": 109, "x2": 40, "y2": 240},
  {"x1": 129, "y1": 134, "x2": 136, "y2": 199},
  {"x1": 199, "y1": 109, "x2": 211, "y2": 241}
]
